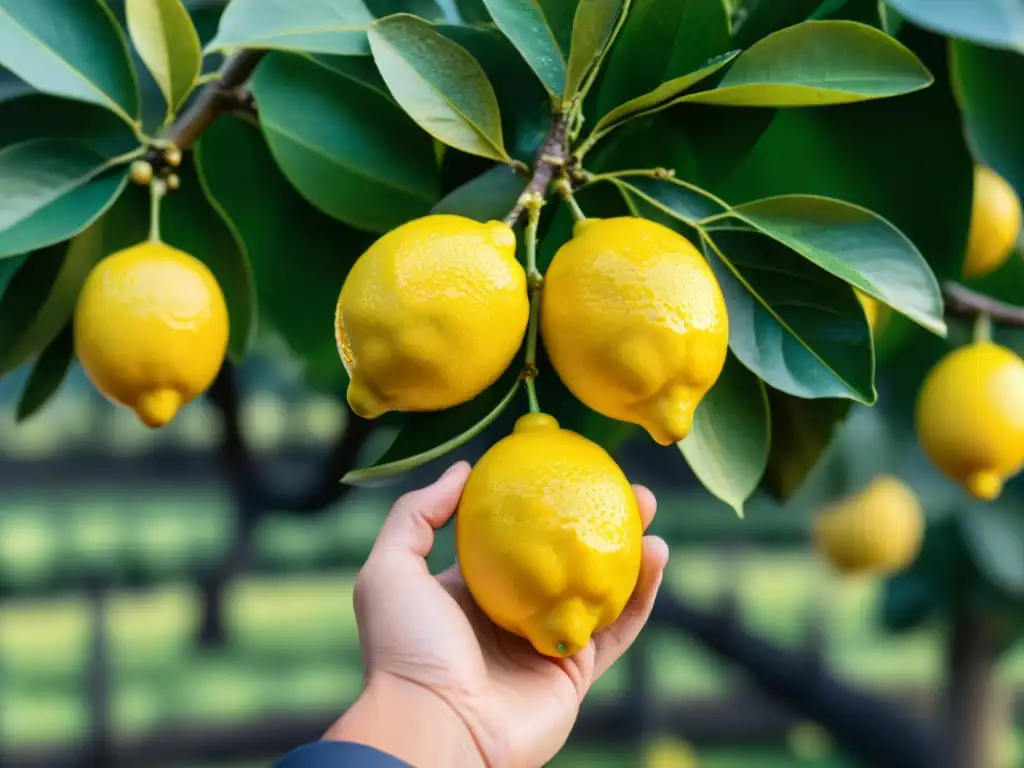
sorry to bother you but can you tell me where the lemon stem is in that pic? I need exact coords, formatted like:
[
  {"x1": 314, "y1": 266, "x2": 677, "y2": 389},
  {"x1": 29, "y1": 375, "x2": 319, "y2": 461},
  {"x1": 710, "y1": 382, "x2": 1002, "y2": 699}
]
[
  {"x1": 524, "y1": 199, "x2": 543, "y2": 414},
  {"x1": 974, "y1": 312, "x2": 992, "y2": 343},
  {"x1": 148, "y1": 178, "x2": 166, "y2": 243},
  {"x1": 556, "y1": 179, "x2": 586, "y2": 222}
]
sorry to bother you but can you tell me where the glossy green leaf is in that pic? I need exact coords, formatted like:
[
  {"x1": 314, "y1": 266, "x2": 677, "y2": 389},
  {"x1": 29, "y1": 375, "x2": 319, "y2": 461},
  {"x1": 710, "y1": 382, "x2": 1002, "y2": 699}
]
[
  {"x1": 16, "y1": 321, "x2": 74, "y2": 423},
  {"x1": 0, "y1": 0, "x2": 139, "y2": 123},
  {"x1": 368, "y1": 14, "x2": 509, "y2": 163},
  {"x1": 250, "y1": 52, "x2": 439, "y2": 233},
  {"x1": 125, "y1": 0, "x2": 201, "y2": 120},
  {"x1": 343, "y1": 374, "x2": 522, "y2": 486},
  {"x1": 729, "y1": 194, "x2": 945, "y2": 336},
  {"x1": 206, "y1": 0, "x2": 373, "y2": 55},
  {"x1": 961, "y1": 506, "x2": 1024, "y2": 595},
  {"x1": 887, "y1": 0, "x2": 1024, "y2": 51},
  {"x1": 437, "y1": 25, "x2": 553, "y2": 164},
  {"x1": 702, "y1": 229, "x2": 876, "y2": 403},
  {"x1": 565, "y1": 0, "x2": 627, "y2": 99},
  {"x1": 716, "y1": 25, "x2": 972, "y2": 283},
  {"x1": 161, "y1": 158, "x2": 255, "y2": 360},
  {"x1": 952, "y1": 40, "x2": 1024, "y2": 201},
  {"x1": 455, "y1": 0, "x2": 491, "y2": 23},
  {"x1": 763, "y1": 391, "x2": 850, "y2": 500},
  {"x1": 306, "y1": 53, "x2": 390, "y2": 100},
  {"x1": 196, "y1": 116, "x2": 373, "y2": 387},
  {"x1": 482, "y1": 0, "x2": 566, "y2": 96},
  {"x1": 590, "y1": 51, "x2": 739, "y2": 137},
  {"x1": 597, "y1": 0, "x2": 731, "y2": 116},
  {"x1": 681, "y1": 21, "x2": 932, "y2": 106},
  {"x1": 0, "y1": 139, "x2": 112, "y2": 233},
  {"x1": 432, "y1": 165, "x2": 526, "y2": 222},
  {"x1": 366, "y1": 0, "x2": 446, "y2": 21},
  {"x1": 611, "y1": 174, "x2": 728, "y2": 224},
  {"x1": 0, "y1": 253, "x2": 24, "y2": 289},
  {"x1": 679, "y1": 353, "x2": 770, "y2": 516},
  {"x1": 537, "y1": 0, "x2": 578, "y2": 54},
  {"x1": 732, "y1": 0, "x2": 823, "y2": 49},
  {"x1": 0, "y1": 93, "x2": 138, "y2": 157}
]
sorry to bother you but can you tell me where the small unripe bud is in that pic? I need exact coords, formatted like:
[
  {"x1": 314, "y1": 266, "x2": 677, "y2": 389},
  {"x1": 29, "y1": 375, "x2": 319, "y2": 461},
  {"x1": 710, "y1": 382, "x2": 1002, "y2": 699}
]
[
  {"x1": 164, "y1": 146, "x2": 182, "y2": 168},
  {"x1": 130, "y1": 160, "x2": 153, "y2": 185},
  {"x1": 166, "y1": 173, "x2": 181, "y2": 191}
]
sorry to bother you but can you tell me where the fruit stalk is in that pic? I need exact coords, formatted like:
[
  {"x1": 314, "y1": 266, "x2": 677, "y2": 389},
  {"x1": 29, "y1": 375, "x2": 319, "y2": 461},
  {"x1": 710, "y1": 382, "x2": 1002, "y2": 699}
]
[
  {"x1": 148, "y1": 178, "x2": 166, "y2": 243},
  {"x1": 943, "y1": 281, "x2": 1024, "y2": 326},
  {"x1": 524, "y1": 199, "x2": 543, "y2": 414}
]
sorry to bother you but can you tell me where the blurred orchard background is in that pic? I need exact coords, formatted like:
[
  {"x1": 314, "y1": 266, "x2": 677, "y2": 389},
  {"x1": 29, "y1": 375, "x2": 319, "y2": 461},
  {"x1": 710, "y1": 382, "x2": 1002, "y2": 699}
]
[{"x1": 2, "y1": 0, "x2": 1024, "y2": 767}]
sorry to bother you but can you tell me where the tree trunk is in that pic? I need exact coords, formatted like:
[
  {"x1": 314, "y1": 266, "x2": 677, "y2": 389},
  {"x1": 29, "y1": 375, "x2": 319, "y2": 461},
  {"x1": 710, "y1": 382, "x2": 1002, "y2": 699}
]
[{"x1": 944, "y1": 605, "x2": 1003, "y2": 768}]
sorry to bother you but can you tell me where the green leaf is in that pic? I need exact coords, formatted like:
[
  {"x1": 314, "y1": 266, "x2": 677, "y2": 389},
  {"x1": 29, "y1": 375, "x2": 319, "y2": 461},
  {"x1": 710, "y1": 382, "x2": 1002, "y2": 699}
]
[
  {"x1": 16, "y1": 321, "x2": 74, "y2": 423},
  {"x1": 437, "y1": 25, "x2": 553, "y2": 164},
  {"x1": 196, "y1": 115, "x2": 373, "y2": 388},
  {"x1": 886, "y1": 0, "x2": 1024, "y2": 51},
  {"x1": 161, "y1": 157, "x2": 255, "y2": 360},
  {"x1": 565, "y1": 0, "x2": 627, "y2": 99},
  {"x1": 538, "y1": 0, "x2": 578, "y2": 56},
  {"x1": 366, "y1": 0, "x2": 446, "y2": 21},
  {"x1": 250, "y1": 52, "x2": 439, "y2": 234},
  {"x1": 0, "y1": 252, "x2": 24, "y2": 290},
  {"x1": 455, "y1": 0, "x2": 492, "y2": 24},
  {"x1": 0, "y1": 0, "x2": 139, "y2": 124},
  {"x1": 482, "y1": 0, "x2": 566, "y2": 96},
  {"x1": 432, "y1": 165, "x2": 526, "y2": 222},
  {"x1": 368, "y1": 14, "x2": 510, "y2": 163},
  {"x1": 306, "y1": 53, "x2": 390, "y2": 100},
  {"x1": 729, "y1": 194, "x2": 945, "y2": 336},
  {"x1": 343, "y1": 374, "x2": 522, "y2": 487},
  {"x1": 590, "y1": 51, "x2": 740, "y2": 137},
  {"x1": 715, "y1": 24, "x2": 972, "y2": 283},
  {"x1": 125, "y1": 0, "x2": 202, "y2": 120},
  {"x1": 679, "y1": 353, "x2": 770, "y2": 516},
  {"x1": 0, "y1": 139, "x2": 111, "y2": 233},
  {"x1": 762, "y1": 390, "x2": 850, "y2": 500},
  {"x1": 681, "y1": 20, "x2": 933, "y2": 107},
  {"x1": 961, "y1": 506, "x2": 1024, "y2": 595},
  {"x1": 596, "y1": 0, "x2": 732, "y2": 117},
  {"x1": 206, "y1": 0, "x2": 374, "y2": 55},
  {"x1": 732, "y1": 0, "x2": 823, "y2": 49},
  {"x1": 611, "y1": 174, "x2": 728, "y2": 224},
  {"x1": 702, "y1": 229, "x2": 876, "y2": 403},
  {"x1": 0, "y1": 93, "x2": 137, "y2": 157},
  {"x1": 951, "y1": 40, "x2": 1024, "y2": 201}
]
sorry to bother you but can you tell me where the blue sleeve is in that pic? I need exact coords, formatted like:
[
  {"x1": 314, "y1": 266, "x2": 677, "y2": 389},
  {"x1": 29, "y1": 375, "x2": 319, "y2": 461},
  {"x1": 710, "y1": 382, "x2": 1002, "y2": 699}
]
[{"x1": 273, "y1": 741, "x2": 413, "y2": 768}]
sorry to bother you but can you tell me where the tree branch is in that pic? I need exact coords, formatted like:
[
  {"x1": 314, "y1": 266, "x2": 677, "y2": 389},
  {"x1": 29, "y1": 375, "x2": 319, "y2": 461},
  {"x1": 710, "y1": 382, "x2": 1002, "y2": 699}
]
[
  {"x1": 503, "y1": 112, "x2": 569, "y2": 228},
  {"x1": 943, "y1": 282, "x2": 1024, "y2": 326},
  {"x1": 167, "y1": 50, "x2": 266, "y2": 150},
  {"x1": 651, "y1": 590, "x2": 946, "y2": 768}
]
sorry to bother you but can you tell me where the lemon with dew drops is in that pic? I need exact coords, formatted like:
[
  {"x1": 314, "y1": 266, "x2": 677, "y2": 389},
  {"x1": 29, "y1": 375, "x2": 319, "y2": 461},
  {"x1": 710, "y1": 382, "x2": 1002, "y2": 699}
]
[
  {"x1": 963, "y1": 165, "x2": 1022, "y2": 280},
  {"x1": 541, "y1": 217, "x2": 729, "y2": 446},
  {"x1": 335, "y1": 214, "x2": 528, "y2": 419},
  {"x1": 813, "y1": 475, "x2": 924, "y2": 575},
  {"x1": 456, "y1": 413, "x2": 643, "y2": 658},
  {"x1": 74, "y1": 241, "x2": 229, "y2": 429},
  {"x1": 916, "y1": 339, "x2": 1024, "y2": 501}
]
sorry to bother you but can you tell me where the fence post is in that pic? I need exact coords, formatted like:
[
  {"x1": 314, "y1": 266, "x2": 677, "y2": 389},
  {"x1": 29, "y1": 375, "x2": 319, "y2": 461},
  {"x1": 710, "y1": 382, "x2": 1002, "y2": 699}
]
[{"x1": 86, "y1": 578, "x2": 112, "y2": 768}]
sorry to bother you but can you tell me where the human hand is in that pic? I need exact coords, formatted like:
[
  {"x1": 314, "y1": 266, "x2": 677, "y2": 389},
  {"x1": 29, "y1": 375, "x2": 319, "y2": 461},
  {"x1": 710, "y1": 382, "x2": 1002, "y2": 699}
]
[{"x1": 325, "y1": 461, "x2": 669, "y2": 767}]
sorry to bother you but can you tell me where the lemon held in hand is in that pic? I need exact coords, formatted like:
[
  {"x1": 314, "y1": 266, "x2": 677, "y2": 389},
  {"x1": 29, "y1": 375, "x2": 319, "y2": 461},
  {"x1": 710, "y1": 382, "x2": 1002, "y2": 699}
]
[
  {"x1": 335, "y1": 214, "x2": 528, "y2": 419},
  {"x1": 916, "y1": 340, "x2": 1024, "y2": 500},
  {"x1": 74, "y1": 241, "x2": 229, "y2": 429},
  {"x1": 813, "y1": 475, "x2": 924, "y2": 575},
  {"x1": 541, "y1": 217, "x2": 729, "y2": 446},
  {"x1": 456, "y1": 413, "x2": 643, "y2": 658},
  {"x1": 963, "y1": 165, "x2": 1022, "y2": 280}
]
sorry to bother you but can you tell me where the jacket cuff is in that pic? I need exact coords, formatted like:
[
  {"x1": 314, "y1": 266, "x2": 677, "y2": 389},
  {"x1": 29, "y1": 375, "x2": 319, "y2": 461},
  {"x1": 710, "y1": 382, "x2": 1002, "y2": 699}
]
[{"x1": 273, "y1": 740, "x2": 413, "y2": 767}]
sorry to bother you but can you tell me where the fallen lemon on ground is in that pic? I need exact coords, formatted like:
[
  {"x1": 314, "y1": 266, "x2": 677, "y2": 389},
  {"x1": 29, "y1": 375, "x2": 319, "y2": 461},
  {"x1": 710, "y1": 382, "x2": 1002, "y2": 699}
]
[
  {"x1": 541, "y1": 217, "x2": 728, "y2": 446},
  {"x1": 917, "y1": 340, "x2": 1024, "y2": 500},
  {"x1": 963, "y1": 165, "x2": 1022, "y2": 280},
  {"x1": 456, "y1": 413, "x2": 643, "y2": 657},
  {"x1": 74, "y1": 241, "x2": 228, "y2": 429},
  {"x1": 335, "y1": 214, "x2": 528, "y2": 419},
  {"x1": 813, "y1": 475, "x2": 924, "y2": 575}
]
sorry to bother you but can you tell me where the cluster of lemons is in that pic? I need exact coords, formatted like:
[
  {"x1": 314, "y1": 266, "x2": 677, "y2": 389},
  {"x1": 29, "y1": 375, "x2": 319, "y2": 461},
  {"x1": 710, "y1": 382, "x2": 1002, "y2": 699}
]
[
  {"x1": 815, "y1": 165, "x2": 1024, "y2": 577},
  {"x1": 69, "y1": 144, "x2": 1022, "y2": 648}
]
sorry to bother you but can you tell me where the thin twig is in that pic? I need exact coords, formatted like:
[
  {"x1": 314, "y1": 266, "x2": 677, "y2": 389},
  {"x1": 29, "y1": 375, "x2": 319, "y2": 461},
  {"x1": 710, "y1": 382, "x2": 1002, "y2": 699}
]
[
  {"x1": 943, "y1": 282, "x2": 1024, "y2": 326},
  {"x1": 503, "y1": 112, "x2": 569, "y2": 228}
]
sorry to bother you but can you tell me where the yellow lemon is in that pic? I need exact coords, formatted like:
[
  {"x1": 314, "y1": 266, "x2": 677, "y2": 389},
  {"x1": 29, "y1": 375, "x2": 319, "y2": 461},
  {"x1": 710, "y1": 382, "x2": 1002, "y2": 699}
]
[
  {"x1": 457, "y1": 413, "x2": 643, "y2": 657},
  {"x1": 917, "y1": 341, "x2": 1024, "y2": 500},
  {"x1": 813, "y1": 475, "x2": 924, "y2": 575},
  {"x1": 963, "y1": 166, "x2": 1022, "y2": 280},
  {"x1": 541, "y1": 217, "x2": 728, "y2": 446},
  {"x1": 335, "y1": 214, "x2": 527, "y2": 419},
  {"x1": 855, "y1": 290, "x2": 882, "y2": 332},
  {"x1": 74, "y1": 241, "x2": 228, "y2": 429},
  {"x1": 645, "y1": 736, "x2": 699, "y2": 768}
]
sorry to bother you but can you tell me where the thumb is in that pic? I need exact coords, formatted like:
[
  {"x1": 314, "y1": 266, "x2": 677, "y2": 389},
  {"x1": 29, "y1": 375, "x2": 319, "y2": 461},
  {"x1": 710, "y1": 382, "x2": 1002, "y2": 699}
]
[{"x1": 370, "y1": 461, "x2": 472, "y2": 562}]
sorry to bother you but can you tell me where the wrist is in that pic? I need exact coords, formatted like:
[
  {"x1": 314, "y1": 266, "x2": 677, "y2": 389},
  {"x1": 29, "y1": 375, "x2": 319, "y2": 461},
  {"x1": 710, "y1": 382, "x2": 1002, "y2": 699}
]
[{"x1": 325, "y1": 672, "x2": 487, "y2": 768}]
